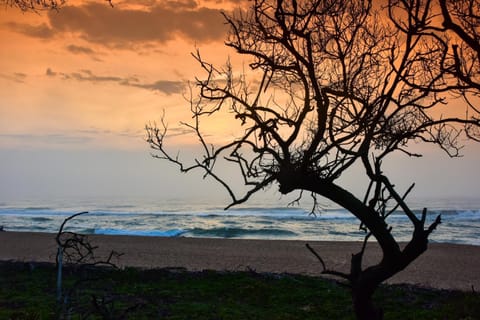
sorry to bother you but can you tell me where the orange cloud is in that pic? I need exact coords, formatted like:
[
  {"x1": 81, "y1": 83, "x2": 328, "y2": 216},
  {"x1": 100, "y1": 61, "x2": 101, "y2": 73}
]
[
  {"x1": 0, "y1": 0, "x2": 251, "y2": 150},
  {"x1": 0, "y1": 72, "x2": 27, "y2": 83},
  {"x1": 5, "y1": 21, "x2": 55, "y2": 38},
  {"x1": 7, "y1": 1, "x2": 229, "y2": 47},
  {"x1": 45, "y1": 68, "x2": 185, "y2": 94},
  {"x1": 66, "y1": 44, "x2": 95, "y2": 54}
]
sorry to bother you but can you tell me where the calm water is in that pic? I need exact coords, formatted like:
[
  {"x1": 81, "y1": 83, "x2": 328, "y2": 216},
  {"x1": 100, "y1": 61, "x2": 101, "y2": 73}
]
[{"x1": 0, "y1": 196, "x2": 479, "y2": 245}]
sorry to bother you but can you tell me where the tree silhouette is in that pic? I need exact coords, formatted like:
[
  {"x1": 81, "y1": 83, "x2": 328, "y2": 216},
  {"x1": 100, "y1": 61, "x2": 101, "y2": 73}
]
[
  {"x1": 438, "y1": 0, "x2": 480, "y2": 90},
  {"x1": 390, "y1": 0, "x2": 480, "y2": 142},
  {"x1": 2, "y1": 0, "x2": 64, "y2": 11},
  {"x1": 147, "y1": 0, "x2": 479, "y2": 319},
  {"x1": 1, "y1": 0, "x2": 112, "y2": 11}
]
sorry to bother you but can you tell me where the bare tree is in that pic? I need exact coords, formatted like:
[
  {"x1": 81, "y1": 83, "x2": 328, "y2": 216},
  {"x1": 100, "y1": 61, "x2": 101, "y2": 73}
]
[
  {"x1": 2, "y1": 0, "x2": 65, "y2": 11},
  {"x1": 389, "y1": 0, "x2": 480, "y2": 141},
  {"x1": 55, "y1": 212, "x2": 123, "y2": 305},
  {"x1": 437, "y1": 0, "x2": 480, "y2": 90},
  {"x1": 1, "y1": 0, "x2": 112, "y2": 11},
  {"x1": 147, "y1": 0, "x2": 480, "y2": 319}
]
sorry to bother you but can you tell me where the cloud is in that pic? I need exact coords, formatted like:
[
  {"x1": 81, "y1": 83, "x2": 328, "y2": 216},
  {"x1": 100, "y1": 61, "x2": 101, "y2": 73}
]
[
  {"x1": 0, "y1": 133, "x2": 93, "y2": 145},
  {"x1": 43, "y1": 1, "x2": 227, "y2": 47},
  {"x1": 162, "y1": 0, "x2": 198, "y2": 10},
  {"x1": 4, "y1": 1, "x2": 250, "y2": 49},
  {"x1": 46, "y1": 68, "x2": 184, "y2": 95},
  {"x1": 0, "y1": 128, "x2": 143, "y2": 147},
  {"x1": 203, "y1": 0, "x2": 249, "y2": 4},
  {"x1": 66, "y1": 44, "x2": 95, "y2": 55},
  {"x1": 46, "y1": 68, "x2": 57, "y2": 76},
  {"x1": 5, "y1": 22, "x2": 55, "y2": 39},
  {"x1": 78, "y1": 127, "x2": 143, "y2": 139},
  {"x1": 64, "y1": 69, "x2": 124, "y2": 82},
  {"x1": 129, "y1": 80, "x2": 184, "y2": 95},
  {"x1": 164, "y1": 126, "x2": 194, "y2": 137},
  {"x1": 0, "y1": 72, "x2": 27, "y2": 83}
]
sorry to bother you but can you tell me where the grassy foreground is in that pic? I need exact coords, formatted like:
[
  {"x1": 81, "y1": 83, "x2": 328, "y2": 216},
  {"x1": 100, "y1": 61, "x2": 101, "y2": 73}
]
[{"x1": 0, "y1": 261, "x2": 479, "y2": 320}]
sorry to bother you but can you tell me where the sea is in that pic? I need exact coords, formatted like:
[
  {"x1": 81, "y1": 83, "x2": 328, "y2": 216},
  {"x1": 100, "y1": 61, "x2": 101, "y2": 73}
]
[{"x1": 0, "y1": 196, "x2": 479, "y2": 246}]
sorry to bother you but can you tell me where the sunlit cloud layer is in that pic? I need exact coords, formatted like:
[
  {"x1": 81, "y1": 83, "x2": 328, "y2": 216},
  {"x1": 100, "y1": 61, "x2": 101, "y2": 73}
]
[
  {"x1": 6, "y1": 1, "x2": 228, "y2": 47},
  {"x1": 0, "y1": 0, "x2": 244, "y2": 151},
  {"x1": 0, "y1": 0, "x2": 478, "y2": 202}
]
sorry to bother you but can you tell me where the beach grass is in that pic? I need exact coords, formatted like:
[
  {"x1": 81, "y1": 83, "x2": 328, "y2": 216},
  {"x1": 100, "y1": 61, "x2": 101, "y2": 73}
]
[{"x1": 1, "y1": 262, "x2": 479, "y2": 319}]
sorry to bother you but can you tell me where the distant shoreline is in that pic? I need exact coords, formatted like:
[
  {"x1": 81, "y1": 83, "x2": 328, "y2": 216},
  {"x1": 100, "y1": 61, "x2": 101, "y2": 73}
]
[{"x1": 1, "y1": 231, "x2": 479, "y2": 291}]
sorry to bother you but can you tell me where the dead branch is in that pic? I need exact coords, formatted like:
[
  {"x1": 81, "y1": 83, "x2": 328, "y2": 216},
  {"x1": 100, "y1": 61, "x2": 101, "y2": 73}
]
[{"x1": 305, "y1": 243, "x2": 351, "y2": 281}]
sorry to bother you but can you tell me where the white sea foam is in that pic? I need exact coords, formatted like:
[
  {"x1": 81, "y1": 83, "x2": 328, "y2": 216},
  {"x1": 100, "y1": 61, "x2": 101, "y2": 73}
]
[
  {"x1": 94, "y1": 228, "x2": 187, "y2": 237},
  {"x1": 0, "y1": 198, "x2": 479, "y2": 245}
]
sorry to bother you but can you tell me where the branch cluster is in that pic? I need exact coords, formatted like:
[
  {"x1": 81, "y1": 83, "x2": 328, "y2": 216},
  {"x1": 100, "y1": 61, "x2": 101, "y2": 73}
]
[
  {"x1": 148, "y1": 0, "x2": 480, "y2": 210},
  {"x1": 2, "y1": 0, "x2": 65, "y2": 11},
  {"x1": 55, "y1": 212, "x2": 123, "y2": 268},
  {"x1": 147, "y1": 2, "x2": 478, "y2": 317},
  {"x1": 1, "y1": 0, "x2": 113, "y2": 11},
  {"x1": 147, "y1": 0, "x2": 478, "y2": 301}
]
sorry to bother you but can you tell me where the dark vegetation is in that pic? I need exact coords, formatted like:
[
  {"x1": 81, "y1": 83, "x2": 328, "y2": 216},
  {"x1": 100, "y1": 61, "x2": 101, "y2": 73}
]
[{"x1": 0, "y1": 261, "x2": 479, "y2": 320}]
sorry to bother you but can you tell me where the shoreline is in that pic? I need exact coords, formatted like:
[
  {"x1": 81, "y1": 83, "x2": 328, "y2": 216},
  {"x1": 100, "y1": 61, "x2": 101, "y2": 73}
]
[{"x1": 1, "y1": 231, "x2": 479, "y2": 291}]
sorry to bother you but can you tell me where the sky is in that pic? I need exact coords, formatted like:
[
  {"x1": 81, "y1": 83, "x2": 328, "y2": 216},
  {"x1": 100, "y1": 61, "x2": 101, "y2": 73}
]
[{"x1": 0, "y1": 0, "x2": 479, "y2": 207}]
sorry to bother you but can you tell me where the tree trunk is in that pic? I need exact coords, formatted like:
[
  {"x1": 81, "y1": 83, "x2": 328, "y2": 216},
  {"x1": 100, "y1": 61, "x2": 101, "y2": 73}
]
[
  {"x1": 351, "y1": 284, "x2": 383, "y2": 320},
  {"x1": 279, "y1": 176, "x2": 439, "y2": 319}
]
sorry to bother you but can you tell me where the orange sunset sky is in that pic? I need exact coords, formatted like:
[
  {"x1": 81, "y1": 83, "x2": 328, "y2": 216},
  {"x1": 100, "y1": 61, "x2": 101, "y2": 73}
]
[{"x1": 0, "y1": 0, "x2": 479, "y2": 206}]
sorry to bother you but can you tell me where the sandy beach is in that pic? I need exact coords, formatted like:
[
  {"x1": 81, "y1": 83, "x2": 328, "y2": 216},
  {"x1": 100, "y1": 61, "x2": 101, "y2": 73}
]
[{"x1": 0, "y1": 231, "x2": 479, "y2": 291}]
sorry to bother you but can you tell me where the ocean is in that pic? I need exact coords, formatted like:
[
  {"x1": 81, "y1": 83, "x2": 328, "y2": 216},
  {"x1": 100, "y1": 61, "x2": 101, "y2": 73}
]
[{"x1": 0, "y1": 196, "x2": 479, "y2": 246}]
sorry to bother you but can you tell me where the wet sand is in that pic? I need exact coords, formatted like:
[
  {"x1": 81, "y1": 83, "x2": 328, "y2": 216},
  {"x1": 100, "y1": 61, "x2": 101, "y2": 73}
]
[{"x1": 1, "y1": 231, "x2": 479, "y2": 291}]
